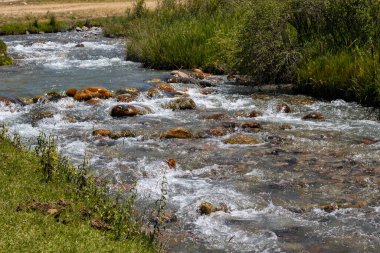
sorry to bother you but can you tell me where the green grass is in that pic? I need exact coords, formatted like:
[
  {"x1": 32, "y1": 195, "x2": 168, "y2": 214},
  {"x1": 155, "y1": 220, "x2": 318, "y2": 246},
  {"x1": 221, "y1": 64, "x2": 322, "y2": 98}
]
[{"x1": 0, "y1": 135, "x2": 158, "y2": 253}]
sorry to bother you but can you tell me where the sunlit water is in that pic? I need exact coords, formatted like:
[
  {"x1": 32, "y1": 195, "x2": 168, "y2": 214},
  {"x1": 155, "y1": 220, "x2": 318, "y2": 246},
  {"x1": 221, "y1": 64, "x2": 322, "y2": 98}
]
[{"x1": 1, "y1": 31, "x2": 380, "y2": 253}]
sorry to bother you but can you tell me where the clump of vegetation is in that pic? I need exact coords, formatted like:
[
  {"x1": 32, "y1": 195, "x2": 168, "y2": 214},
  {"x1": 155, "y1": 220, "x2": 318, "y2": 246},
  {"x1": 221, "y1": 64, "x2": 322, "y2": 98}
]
[
  {"x1": 0, "y1": 128, "x2": 159, "y2": 252},
  {"x1": 122, "y1": 0, "x2": 248, "y2": 72},
  {"x1": 0, "y1": 39, "x2": 12, "y2": 66}
]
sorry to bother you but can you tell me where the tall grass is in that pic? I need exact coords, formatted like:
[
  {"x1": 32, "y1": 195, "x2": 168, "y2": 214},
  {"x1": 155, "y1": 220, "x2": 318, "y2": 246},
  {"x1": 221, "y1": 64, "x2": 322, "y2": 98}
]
[{"x1": 124, "y1": 0, "x2": 248, "y2": 72}]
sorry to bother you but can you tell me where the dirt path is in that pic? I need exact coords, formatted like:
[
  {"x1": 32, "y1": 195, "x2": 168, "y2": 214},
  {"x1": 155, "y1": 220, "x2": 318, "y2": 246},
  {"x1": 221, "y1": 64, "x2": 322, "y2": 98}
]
[{"x1": 0, "y1": 1, "x2": 156, "y2": 20}]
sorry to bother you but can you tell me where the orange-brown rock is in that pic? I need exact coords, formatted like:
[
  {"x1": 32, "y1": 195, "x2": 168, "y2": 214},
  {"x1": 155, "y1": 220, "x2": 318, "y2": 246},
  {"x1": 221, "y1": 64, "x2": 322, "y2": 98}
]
[
  {"x1": 241, "y1": 122, "x2": 262, "y2": 132},
  {"x1": 154, "y1": 83, "x2": 176, "y2": 92},
  {"x1": 166, "y1": 158, "x2": 176, "y2": 169},
  {"x1": 92, "y1": 129, "x2": 112, "y2": 137},
  {"x1": 302, "y1": 112, "x2": 325, "y2": 121},
  {"x1": 208, "y1": 127, "x2": 227, "y2": 137},
  {"x1": 115, "y1": 87, "x2": 139, "y2": 95},
  {"x1": 166, "y1": 98, "x2": 196, "y2": 110},
  {"x1": 86, "y1": 98, "x2": 103, "y2": 105},
  {"x1": 192, "y1": 68, "x2": 206, "y2": 79},
  {"x1": 201, "y1": 113, "x2": 230, "y2": 121},
  {"x1": 224, "y1": 135, "x2": 260, "y2": 145},
  {"x1": 163, "y1": 127, "x2": 192, "y2": 139},
  {"x1": 248, "y1": 110, "x2": 263, "y2": 118},
  {"x1": 74, "y1": 87, "x2": 113, "y2": 101},
  {"x1": 280, "y1": 124, "x2": 293, "y2": 130},
  {"x1": 111, "y1": 105, "x2": 139, "y2": 117},
  {"x1": 199, "y1": 202, "x2": 229, "y2": 215},
  {"x1": 199, "y1": 89, "x2": 215, "y2": 95},
  {"x1": 147, "y1": 88, "x2": 161, "y2": 98},
  {"x1": 277, "y1": 103, "x2": 291, "y2": 113},
  {"x1": 116, "y1": 94, "x2": 136, "y2": 103},
  {"x1": 66, "y1": 88, "x2": 77, "y2": 97}
]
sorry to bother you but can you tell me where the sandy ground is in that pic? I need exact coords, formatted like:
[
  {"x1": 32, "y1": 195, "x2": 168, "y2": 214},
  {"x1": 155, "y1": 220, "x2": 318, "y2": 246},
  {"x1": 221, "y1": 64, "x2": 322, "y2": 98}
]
[{"x1": 0, "y1": 1, "x2": 156, "y2": 20}]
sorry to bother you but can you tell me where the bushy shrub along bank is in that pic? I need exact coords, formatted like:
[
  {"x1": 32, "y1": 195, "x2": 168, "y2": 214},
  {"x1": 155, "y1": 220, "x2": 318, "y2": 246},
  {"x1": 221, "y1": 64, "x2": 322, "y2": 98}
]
[
  {"x1": 0, "y1": 40, "x2": 12, "y2": 66},
  {"x1": 124, "y1": 0, "x2": 380, "y2": 106}
]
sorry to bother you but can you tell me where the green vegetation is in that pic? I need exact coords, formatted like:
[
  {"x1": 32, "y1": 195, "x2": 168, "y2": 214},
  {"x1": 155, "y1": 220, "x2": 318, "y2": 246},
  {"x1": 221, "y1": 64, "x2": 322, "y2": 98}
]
[
  {"x1": 122, "y1": 0, "x2": 248, "y2": 72},
  {"x1": 0, "y1": 40, "x2": 12, "y2": 66},
  {"x1": 0, "y1": 130, "x2": 158, "y2": 252}
]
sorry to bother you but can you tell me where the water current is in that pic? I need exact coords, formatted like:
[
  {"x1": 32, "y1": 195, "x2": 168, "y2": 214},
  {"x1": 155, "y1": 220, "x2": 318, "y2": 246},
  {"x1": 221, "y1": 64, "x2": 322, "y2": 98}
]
[{"x1": 1, "y1": 30, "x2": 380, "y2": 253}]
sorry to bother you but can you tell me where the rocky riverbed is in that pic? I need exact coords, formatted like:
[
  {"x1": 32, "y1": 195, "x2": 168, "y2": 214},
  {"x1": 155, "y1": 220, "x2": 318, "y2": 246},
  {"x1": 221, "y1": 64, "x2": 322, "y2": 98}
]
[{"x1": 1, "y1": 31, "x2": 380, "y2": 253}]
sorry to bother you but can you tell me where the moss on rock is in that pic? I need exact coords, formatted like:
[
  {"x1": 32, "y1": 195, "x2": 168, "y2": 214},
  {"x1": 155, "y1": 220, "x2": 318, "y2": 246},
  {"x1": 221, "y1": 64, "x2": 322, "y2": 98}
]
[{"x1": 0, "y1": 40, "x2": 12, "y2": 66}]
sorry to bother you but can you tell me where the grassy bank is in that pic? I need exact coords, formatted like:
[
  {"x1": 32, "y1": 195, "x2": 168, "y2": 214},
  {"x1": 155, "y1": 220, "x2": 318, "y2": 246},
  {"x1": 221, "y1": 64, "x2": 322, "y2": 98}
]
[
  {"x1": 0, "y1": 131, "x2": 158, "y2": 252},
  {"x1": 121, "y1": 0, "x2": 380, "y2": 106}
]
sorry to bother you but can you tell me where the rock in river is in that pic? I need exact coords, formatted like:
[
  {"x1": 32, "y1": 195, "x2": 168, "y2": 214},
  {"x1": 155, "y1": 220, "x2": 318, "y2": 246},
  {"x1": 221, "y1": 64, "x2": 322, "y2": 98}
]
[
  {"x1": 166, "y1": 98, "x2": 196, "y2": 110},
  {"x1": 111, "y1": 105, "x2": 150, "y2": 117},
  {"x1": 224, "y1": 135, "x2": 260, "y2": 145},
  {"x1": 0, "y1": 96, "x2": 26, "y2": 106},
  {"x1": 74, "y1": 87, "x2": 113, "y2": 101},
  {"x1": 302, "y1": 112, "x2": 325, "y2": 121},
  {"x1": 163, "y1": 127, "x2": 192, "y2": 139}
]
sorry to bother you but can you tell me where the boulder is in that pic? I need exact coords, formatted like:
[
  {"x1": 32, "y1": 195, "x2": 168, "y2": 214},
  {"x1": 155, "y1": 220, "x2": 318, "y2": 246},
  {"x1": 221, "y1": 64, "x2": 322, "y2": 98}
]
[
  {"x1": 302, "y1": 112, "x2": 325, "y2": 121},
  {"x1": 146, "y1": 88, "x2": 161, "y2": 98},
  {"x1": 111, "y1": 105, "x2": 139, "y2": 117},
  {"x1": 224, "y1": 135, "x2": 260, "y2": 145},
  {"x1": 199, "y1": 80, "x2": 214, "y2": 87},
  {"x1": 248, "y1": 110, "x2": 263, "y2": 118},
  {"x1": 74, "y1": 87, "x2": 113, "y2": 101},
  {"x1": 171, "y1": 70, "x2": 190, "y2": 79},
  {"x1": 192, "y1": 68, "x2": 206, "y2": 79},
  {"x1": 163, "y1": 127, "x2": 192, "y2": 139},
  {"x1": 154, "y1": 83, "x2": 176, "y2": 93},
  {"x1": 277, "y1": 103, "x2": 291, "y2": 113},
  {"x1": 166, "y1": 98, "x2": 196, "y2": 110}
]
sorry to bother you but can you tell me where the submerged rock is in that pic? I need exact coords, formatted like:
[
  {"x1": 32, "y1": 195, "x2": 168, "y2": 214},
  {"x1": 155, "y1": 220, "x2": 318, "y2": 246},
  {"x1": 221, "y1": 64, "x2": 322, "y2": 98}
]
[
  {"x1": 74, "y1": 87, "x2": 113, "y2": 101},
  {"x1": 201, "y1": 113, "x2": 230, "y2": 121},
  {"x1": 208, "y1": 127, "x2": 227, "y2": 137},
  {"x1": 92, "y1": 129, "x2": 112, "y2": 138},
  {"x1": 163, "y1": 127, "x2": 192, "y2": 139},
  {"x1": 302, "y1": 112, "x2": 325, "y2": 121},
  {"x1": 279, "y1": 124, "x2": 294, "y2": 130},
  {"x1": 0, "y1": 96, "x2": 26, "y2": 106},
  {"x1": 224, "y1": 135, "x2": 260, "y2": 145},
  {"x1": 86, "y1": 98, "x2": 103, "y2": 105},
  {"x1": 166, "y1": 158, "x2": 176, "y2": 169},
  {"x1": 166, "y1": 98, "x2": 196, "y2": 110},
  {"x1": 240, "y1": 122, "x2": 262, "y2": 132},
  {"x1": 109, "y1": 130, "x2": 136, "y2": 139},
  {"x1": 248, "y1": 110, "x2": 263, "y2": 118},
  {"x1": 115, "y1": 87, "x2": 140, "y2": 96},
  {"x1": 116, "y1": 94, "x2": 137, "y2": 103}
]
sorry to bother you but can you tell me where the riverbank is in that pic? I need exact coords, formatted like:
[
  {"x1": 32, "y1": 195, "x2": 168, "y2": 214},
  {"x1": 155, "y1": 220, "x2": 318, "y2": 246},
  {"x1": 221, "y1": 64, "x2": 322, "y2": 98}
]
[{"x1": 0, "y1": 132, "x2": 158, "y2": 252}]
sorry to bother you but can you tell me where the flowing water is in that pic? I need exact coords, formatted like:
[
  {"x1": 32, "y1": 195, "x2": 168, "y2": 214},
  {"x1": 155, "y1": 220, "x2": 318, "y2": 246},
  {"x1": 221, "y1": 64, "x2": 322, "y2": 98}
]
[{"x1": 1, "y1": 31, "x2": 380, "y2": 253}]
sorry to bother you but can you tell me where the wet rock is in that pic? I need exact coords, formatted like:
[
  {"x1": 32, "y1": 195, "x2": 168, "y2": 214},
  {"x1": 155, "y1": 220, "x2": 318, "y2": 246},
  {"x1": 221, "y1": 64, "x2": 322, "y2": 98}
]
[
  {"x1": 115, "y1": 87, "x2": 140, "y2": 96},
  {"x1": 92, "y1": 129, "x2": 112, "y2": 138},
  {"x1": 86, "y1": 98, "x2": 103, "y2": 105},
  {"x1": 0, "y1": 96, "x2": 26, "y2": 106},
  {"x1": 74, "y1": 87, "x2": 113, "y2": 101},
  {"x1": 147, "y1": 88, "x2": 161, "y2": 98},
  {"x1": 277, "y1": 103, "x2": 291, "y2": 113},
  {"x1": 320, "y1": 203, "x2": 339, "y2": 213},
  {"x1": 279, "y1": 124, "x2": 293, "y2": 130},
  {"x1": 208, "y1": 127, "x2": 227, "y2": 137},
  {"x1": 47, "y1": 91, "x2": 66, "y2": 102},
  {"x1": 201, "y1": 113, "x2": 230, "y2": 121},
  {"x1": 199, "y1": 80, "x2": 214, "y2": 87},
  {"x1": 361, "y1": 137, "x2": 378, "y2": 145},
  {"x1": 163, "y1": 127, "x2": 192, "y2": 139},
  {"x1": 224, "y1": 135, "x2": 260, "y2": 145},
  {"x1": 166, "y1": 158, "x2": 176, "y2": 169},
  {"x1": 199, "y1": 202, "x2": 229, "y2": 215},
  {"x1": 75, "y1": 27, "x2": 82, "y2": 32},
  {"x1": 252, "y1": 93, "x2": 271, "y2": 100},
  {"x1": 111, "y1": 105, "x2": 149, "y2": 117},
  {"x1": 166, "y1": 98, "x2": 196, "y2": 110},
  {"x1": 66, "y1": 88, "x2": 77, "y2": 97},
  {"x1": 75, "y1": 43, "x2": 85, "y2": 48},
  {"x1": 109, "y1": 130, "x2": 136, "y2": 139},
  {"x1": 192, "y1": 68, "x2": 206, "y2": 79},
  {"x1": 150, "y1": 210, "x2": 178, "y2": 224},
  {"x1": 116, "y1": 94, "x2": 136, "y2": 103},
  {"x1": 289, "y1": 97, "x2": 315, "y2": 105},
  {"x1": 248, "y1": 110, "x2": 263, "y2": 118},
  {"x1": 199, "y1": 89, "x2": 215, "y2": 95},
  {"x1": 302, "y1": 112, "x2": 325, "y2": 121},
  {"x1": 154, "y1": 83, "x2": 176, "y2": 93},
  {"x1": 240, "y1": 122, "x2": 262, "y2": 132},
  {"x1": 221, "y1": 121, "x2": 239, "y2": 130},
  {"x1": 171, "y1": 70, "x2": 190, "y2": 79}
]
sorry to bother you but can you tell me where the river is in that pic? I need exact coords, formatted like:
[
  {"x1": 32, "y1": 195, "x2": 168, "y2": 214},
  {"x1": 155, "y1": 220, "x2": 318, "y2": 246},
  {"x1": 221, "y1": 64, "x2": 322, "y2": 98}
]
[{"x1": 1, "y1": 30, "x2": 380, "y2": 253}]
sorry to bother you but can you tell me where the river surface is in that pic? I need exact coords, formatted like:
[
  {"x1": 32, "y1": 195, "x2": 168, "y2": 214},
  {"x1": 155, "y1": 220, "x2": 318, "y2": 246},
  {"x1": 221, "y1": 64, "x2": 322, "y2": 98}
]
[{"x1": 1, "y1": 31, "x2": 380, "y2": 253}]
